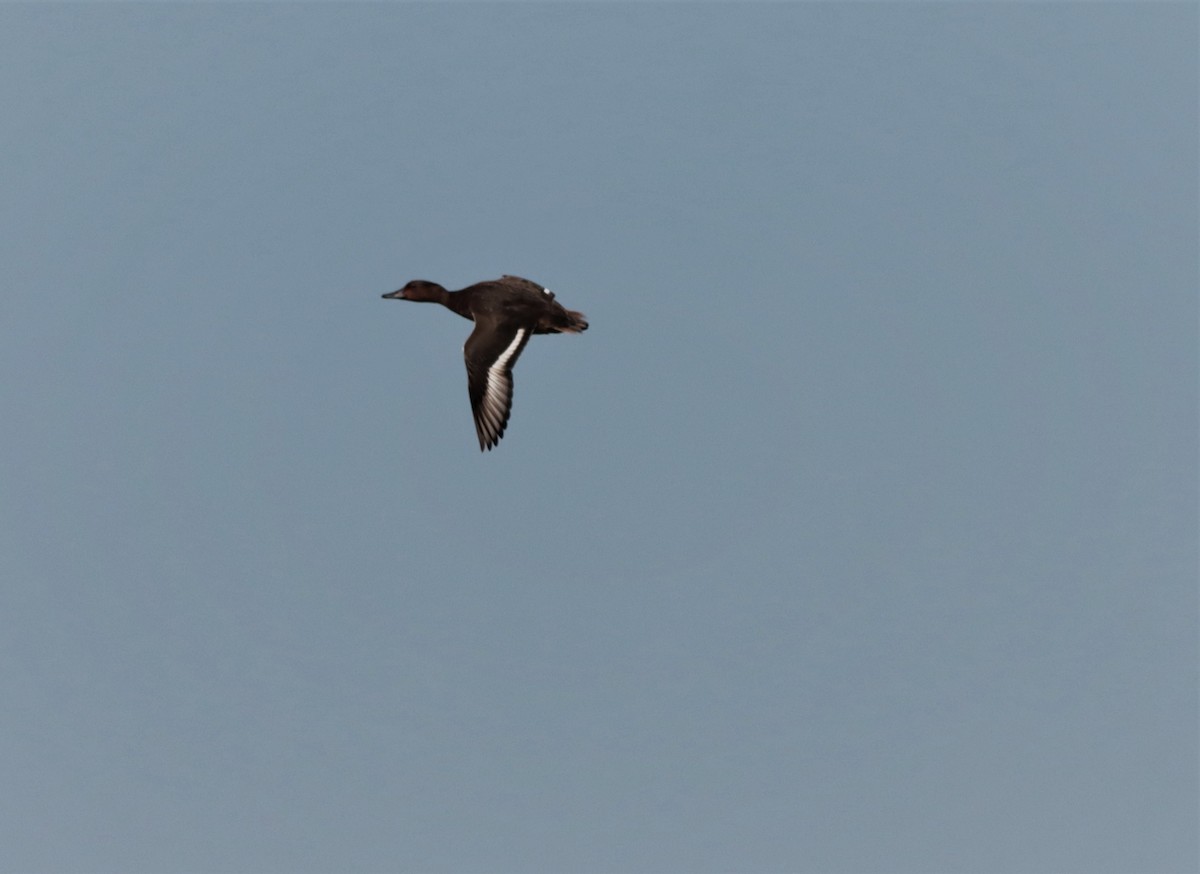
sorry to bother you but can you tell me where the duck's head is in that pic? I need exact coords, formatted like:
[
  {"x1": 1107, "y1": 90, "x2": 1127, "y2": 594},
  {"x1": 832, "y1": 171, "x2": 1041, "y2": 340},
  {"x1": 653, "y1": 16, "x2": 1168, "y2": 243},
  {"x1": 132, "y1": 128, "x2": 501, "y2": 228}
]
[{"x1": 382, "y1": 280, "x2": 446, "y2": 302}]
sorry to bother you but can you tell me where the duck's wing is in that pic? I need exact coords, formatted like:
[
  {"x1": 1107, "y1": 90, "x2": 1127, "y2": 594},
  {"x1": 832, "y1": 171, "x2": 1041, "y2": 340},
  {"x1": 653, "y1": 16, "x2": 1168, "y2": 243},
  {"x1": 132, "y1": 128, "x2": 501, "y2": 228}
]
[
  {"x1": 464, "y1": 319, "x2": 532, "y2": 451},
  {"x1": 500, "y1": 275, "x2": 555, "y2": 300}
]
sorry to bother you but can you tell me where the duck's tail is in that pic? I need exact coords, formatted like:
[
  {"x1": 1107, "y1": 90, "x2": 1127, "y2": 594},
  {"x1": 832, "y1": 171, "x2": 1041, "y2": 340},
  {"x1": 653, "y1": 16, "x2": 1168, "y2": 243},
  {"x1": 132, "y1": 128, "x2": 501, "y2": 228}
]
[{"x1": 559, "y1": 309, "x2": 589, "y2": 333}]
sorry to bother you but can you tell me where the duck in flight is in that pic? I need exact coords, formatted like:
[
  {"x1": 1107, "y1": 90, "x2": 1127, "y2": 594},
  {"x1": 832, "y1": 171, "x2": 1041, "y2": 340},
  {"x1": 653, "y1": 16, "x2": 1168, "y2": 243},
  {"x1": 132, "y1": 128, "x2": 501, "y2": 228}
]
[{"x1": 382, "y1": 275, "x2": 588, "y2": 451}]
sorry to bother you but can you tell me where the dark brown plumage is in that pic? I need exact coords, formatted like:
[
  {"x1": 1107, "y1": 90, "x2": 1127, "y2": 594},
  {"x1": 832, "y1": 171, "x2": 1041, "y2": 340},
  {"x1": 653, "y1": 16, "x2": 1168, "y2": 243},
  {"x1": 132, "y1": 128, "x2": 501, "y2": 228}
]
[{"x1": 382, "y1": 275, "x2": 588, "y2": 451}]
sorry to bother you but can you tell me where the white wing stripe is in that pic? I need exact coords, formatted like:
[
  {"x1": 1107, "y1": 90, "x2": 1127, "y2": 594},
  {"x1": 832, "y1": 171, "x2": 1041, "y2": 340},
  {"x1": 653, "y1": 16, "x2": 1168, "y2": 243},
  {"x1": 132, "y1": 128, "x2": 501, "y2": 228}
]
[
  {"x1": 481, "y1": 328, "x2": 526, "y2": 437},
  {"x1": 488, "y1": 329, "x2": 525, "y2": 381}
]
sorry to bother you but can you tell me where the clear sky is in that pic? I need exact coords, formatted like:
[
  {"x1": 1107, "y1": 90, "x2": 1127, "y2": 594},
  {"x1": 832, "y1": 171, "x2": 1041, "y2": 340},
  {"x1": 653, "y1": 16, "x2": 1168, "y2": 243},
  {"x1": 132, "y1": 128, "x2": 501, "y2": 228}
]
[{"x1": 1, "y1": 4, "x2": 1195, "y2": 873}]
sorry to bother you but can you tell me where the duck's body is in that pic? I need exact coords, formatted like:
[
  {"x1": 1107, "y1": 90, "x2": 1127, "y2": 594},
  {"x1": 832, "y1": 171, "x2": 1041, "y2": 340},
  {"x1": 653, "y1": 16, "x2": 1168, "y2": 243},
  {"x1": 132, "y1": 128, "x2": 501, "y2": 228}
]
[{"x1": 382, "y1": 275, "x2": 588, "y2": 451}]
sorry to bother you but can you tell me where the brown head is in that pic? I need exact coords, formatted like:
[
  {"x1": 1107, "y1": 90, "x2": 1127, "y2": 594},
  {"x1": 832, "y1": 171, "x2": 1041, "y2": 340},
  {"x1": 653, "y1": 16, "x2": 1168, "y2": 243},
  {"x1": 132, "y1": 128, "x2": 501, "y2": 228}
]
[{"x1": 381, "y1": 280, "x2": 448, "y2": 303}]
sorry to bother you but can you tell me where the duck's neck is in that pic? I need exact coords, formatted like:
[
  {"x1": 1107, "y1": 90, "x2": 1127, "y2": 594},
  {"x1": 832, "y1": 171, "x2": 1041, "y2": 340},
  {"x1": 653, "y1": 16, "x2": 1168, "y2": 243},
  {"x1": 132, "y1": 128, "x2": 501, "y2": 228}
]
[{"x1": 441, "y1": 288, "x2": 473, "y2": 321}]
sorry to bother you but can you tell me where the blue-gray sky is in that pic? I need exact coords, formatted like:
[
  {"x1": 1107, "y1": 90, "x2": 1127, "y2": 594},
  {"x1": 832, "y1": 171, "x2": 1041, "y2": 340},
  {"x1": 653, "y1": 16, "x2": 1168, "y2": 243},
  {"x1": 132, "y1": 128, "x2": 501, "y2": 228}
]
[{"x1": 1, "y1": 4, "x2": 1196, "y2": 873}]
